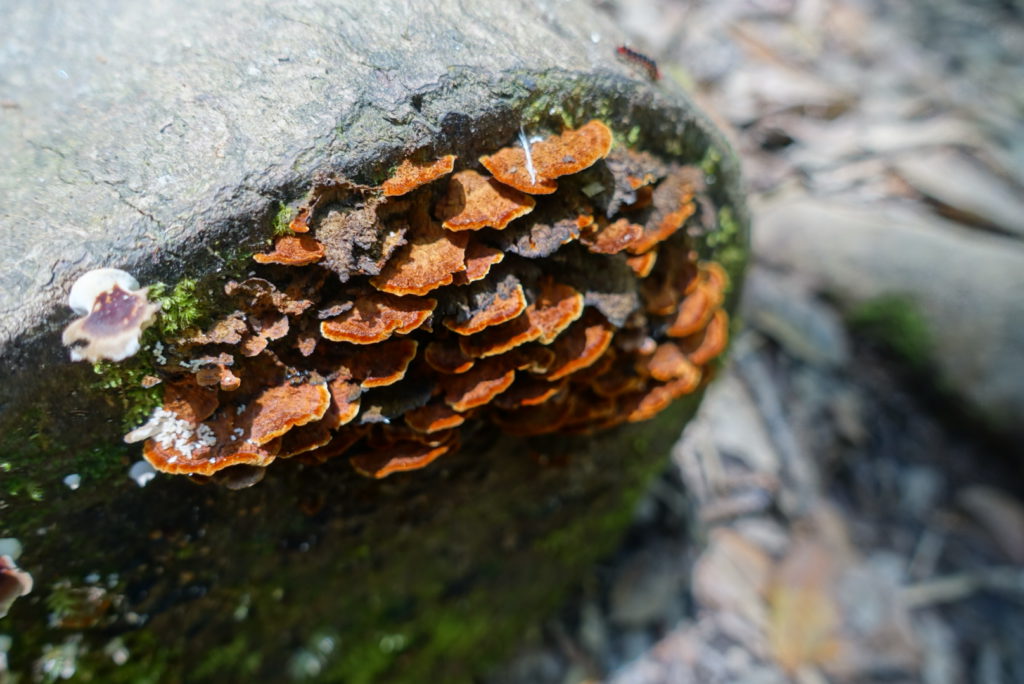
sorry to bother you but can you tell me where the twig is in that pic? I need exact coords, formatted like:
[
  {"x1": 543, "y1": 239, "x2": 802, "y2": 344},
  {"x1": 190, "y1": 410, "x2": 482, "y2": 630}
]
[{"x1": 902, "y1": 567, "x2": 1024, "y2": 608}]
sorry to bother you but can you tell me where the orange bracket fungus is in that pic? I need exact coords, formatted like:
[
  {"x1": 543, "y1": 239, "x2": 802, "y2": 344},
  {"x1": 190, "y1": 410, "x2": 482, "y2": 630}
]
[
  {"x1": 381, "y1": 154, "x2": 456, "y2": 197},
  {"x1": 320, "y1": 292, "x2": 436, "y2": 344},
  {"x1": 444, "y1": 274, "x2": 528, "y2": 335},
  {"x1": 438, "y1": 169, "x2": 536, "y2": 231},
  {"x1": 480, "y1": 120, "x2": 614, "y2": 194},
  {"x1": 62, "y1": 268, "x2": 160, "y2": 362},
  {"x1": 456, "y1": 239, "x2": 505, "y2": 284},
  {"x1": 253, "y1": 235, "x2": 326, "y2": 266},
  {"x1": 369, "y1": 219, "x2": 469, "y2": 295},
  {"x1": 118, "y1": 119, "x2": 735, "y2": 482}
]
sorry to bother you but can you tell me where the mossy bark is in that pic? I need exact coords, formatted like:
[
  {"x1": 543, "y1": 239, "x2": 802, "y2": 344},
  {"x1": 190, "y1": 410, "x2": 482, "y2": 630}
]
[{"x1": 0, "y1": 1, "x2": 748, "y2": 680}]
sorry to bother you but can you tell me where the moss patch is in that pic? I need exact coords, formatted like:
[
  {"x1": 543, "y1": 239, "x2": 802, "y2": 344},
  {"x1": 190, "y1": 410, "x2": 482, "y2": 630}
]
[
  {"x1": 848, "y1": 294, "x2": 934, "y2": 368},
  {"x1": 149, "y1": 278, "x2": 204, "y2": 337},
  {"x1": 272, "y1": 202, "x2": 295, "y2": 236}
]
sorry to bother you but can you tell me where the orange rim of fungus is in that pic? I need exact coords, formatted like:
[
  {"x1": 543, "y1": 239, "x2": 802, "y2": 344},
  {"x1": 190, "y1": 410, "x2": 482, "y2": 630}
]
[
  {"x1": 253, "y1": 235, "x2": 326, "y2": 266},
  {"x1": 381, "y1": 154, "x2": 457, "y2": 197},
  {"x1": 320, "y1": 292, "x2": 436, "y2": 344},
  {"x1": 444, "y1": 283, "x2": 528, "y2": 335},
  {"x1": 438, "y1": 169, "x2": 536, "y2": 231}
]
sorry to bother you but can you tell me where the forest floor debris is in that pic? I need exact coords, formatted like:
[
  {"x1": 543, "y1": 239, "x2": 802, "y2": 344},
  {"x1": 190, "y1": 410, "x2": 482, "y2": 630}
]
[{"x1": 491, "y1": 0, "x2": 1024, "y2": 681}]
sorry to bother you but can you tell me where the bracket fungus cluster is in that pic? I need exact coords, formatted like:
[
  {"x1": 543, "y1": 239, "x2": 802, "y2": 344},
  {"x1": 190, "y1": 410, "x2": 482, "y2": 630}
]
[{"x1": 123, "y1": 120, "x2": 732, "y2": 484}]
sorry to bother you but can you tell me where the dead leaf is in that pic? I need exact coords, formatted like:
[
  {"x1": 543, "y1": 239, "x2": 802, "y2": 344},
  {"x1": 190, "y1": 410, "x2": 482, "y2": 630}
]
[
  {"x1": 768, "y1": 535, "x2": 844, "y2": 673},
  {"x1": 692, "y1": 528, "x2": 773, "y2": 629}
]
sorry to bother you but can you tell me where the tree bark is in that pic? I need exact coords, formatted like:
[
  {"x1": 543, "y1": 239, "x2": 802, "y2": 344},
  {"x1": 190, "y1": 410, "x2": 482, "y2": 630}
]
[{"x1": 0, "y1": 1, "x2": 747, "y2": 680}]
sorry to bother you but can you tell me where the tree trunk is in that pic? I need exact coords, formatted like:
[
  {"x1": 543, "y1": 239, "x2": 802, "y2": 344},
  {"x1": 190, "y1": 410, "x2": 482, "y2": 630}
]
[{"x1": 0, "y1": 1, "x2": 747, "y2": 680}]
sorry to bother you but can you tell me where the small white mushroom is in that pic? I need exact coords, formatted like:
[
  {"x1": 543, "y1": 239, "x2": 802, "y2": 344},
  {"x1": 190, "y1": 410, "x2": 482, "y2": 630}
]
[
  {"x1": 62, "y1": 268, "x2": 160, "y2": 363},
  {"x1": 127, "y1": 460, "x2": 158, "y2": 488}
]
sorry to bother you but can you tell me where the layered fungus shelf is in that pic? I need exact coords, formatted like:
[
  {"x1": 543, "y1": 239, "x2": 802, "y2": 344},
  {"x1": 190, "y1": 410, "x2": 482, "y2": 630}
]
[{"x1": 130, "y1": 121, "x2": 732, "y2": 487}]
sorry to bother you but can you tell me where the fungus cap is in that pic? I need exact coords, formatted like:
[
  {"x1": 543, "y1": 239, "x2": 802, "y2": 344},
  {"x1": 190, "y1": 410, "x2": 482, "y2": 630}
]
[
  {"x1": 444, "y1": 282, "x2": 528, "y2": 336},
  {"x1": 458, "y1": 311, "x2": 542, "y2": 359},
  {"x1": 626, "y1": 251, "x2": 658, "y2": 277},
  {"x1": 424, "y1": 340, "x2": 475, "y2": 374},
  {"x1": 253, "y1": 235, "x2": 326, "y2": 266},
  {"x1": 680, "y1": 309, "x2": 729, "y2": 366},
  {"x1": 67, "y1": 268, "x2": 140, "y2": 315},
  {"x1": 404, "y1": 402, "x2": 466, "y2": 433},
  {"x1": 580, "y1": 218, "x2": 642, "y2": 255},
  {"x1": 320, "y1": 292, "x2": 436, "y2": 344},
  {"x1": 369, "y1": 221, "x2": 468, "y2": 296},
  {"x1": 438, "y1": 170, "x2": 536, "y2": 231},
  {"x1": 492, "y1": 389, "x2": 574, "y2": 435},
  {"x1": 238, "y1": 380, "x2": 332, "y2": 446},
  {"x1": 545, "y1": 310, "x2": 615, "y2": 381},
  {"x1": 382, "y1": 154, "x2": 457, "y2": 197},
  {"x1": 341, "y1": 339, "x2": 419, "y2": 388},
  {"x1": 62, "y1": 268, "x2": 160, "y2": 363},
  {"x1": 441, "y1": 356, "x2": 517, "y2": 411},
  {"x1": 349, "y1": 439, "x2": 454, "y2": 479},
  {"x1": 493, "y1": 375, "x2": 566, "y2": 409},
  {"x1": 479, "y1": 120, "x2": 614, "y2": 195},
  {"x1": 457, "y1": 240, "x2": 505, "y2": 284}
]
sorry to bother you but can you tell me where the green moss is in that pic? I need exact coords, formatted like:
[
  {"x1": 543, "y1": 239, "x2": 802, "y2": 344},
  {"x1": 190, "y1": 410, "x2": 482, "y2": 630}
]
[
  {"x1": 44, "y1": 580, "x2": 79, "y2": 623},
  {"x1": 700, "y1": 146, "x2": 722, "y2": 177},
  {"x1": 272, "y1": 202, "x2": 294, "y2": 236},
  {"x1": 53, "y1": 630, "x2": 174, "y2": 684},
  {"x1": 91, "y1": 359, "x2": 163, "y2": 430},
  {"x1": 191, "y1": 634, "x2": 263, "y2": 680},
  {"x1": 4, "y1": 473, "x2": 45, "y2": 501},
  {"x1": 518, "y1": 76, "x2": 590, "y2": 129},
  {"x1": 625, "y1": 125, "x2": 642, "y2": 146},
  {"x1": 75, "y1": 444, "x2": 131, "y2": 483},
  {"x1": 848, "y1": 295, "x2": 934, "y2": 367},
  {"x1": 150, "y1": 278, "x2": 204, "y2": 337},
  {"x1": 700, "y1": 206, "x2": 745, "y2": 281}
]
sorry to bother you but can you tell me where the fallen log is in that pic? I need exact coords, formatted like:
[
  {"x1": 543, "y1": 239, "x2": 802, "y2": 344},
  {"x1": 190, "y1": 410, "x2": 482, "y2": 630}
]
[{"x1": 0, "y1": 0, "x2": 747, "y2": 680}]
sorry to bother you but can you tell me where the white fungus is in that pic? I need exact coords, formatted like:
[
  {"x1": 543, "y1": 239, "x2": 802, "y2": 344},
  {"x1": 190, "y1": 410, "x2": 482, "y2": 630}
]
[
  {"x1": 151, "y1": 341, "x2": 167, "y2": 365},
  {"x1": 127, "y1": 461, "x2": 157, "y2": 488},
  {"x1": 124, "y1": 405, "x2": 219, "y2": 464},
  {"x1": 0, "y1": 539, "x2": 22, "y2": 561},
  {"x1": 62, "y1": 474, "x2": 81, "y2": 491},
  {"x1": 67, "y1": 268, "x2": 139, "y2": 316},
  {"x1": 62, "y1": 268, "x2": 161, "y2": 363}
]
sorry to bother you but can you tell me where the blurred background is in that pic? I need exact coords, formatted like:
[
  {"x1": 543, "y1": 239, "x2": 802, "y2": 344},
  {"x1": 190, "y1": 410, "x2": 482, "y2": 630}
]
[{"x1": 493, "y1": 0, "x2": 1024, "y2": 681}]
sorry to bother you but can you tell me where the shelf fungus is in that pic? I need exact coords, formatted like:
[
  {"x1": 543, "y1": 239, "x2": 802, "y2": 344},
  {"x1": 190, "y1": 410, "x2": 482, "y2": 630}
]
[
  {"x1": 62, "y1": 268, "x2": 160, "y2": 362},
  {"x1": 125, "y1": 120, "x2": 735, "y2": 484}
]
